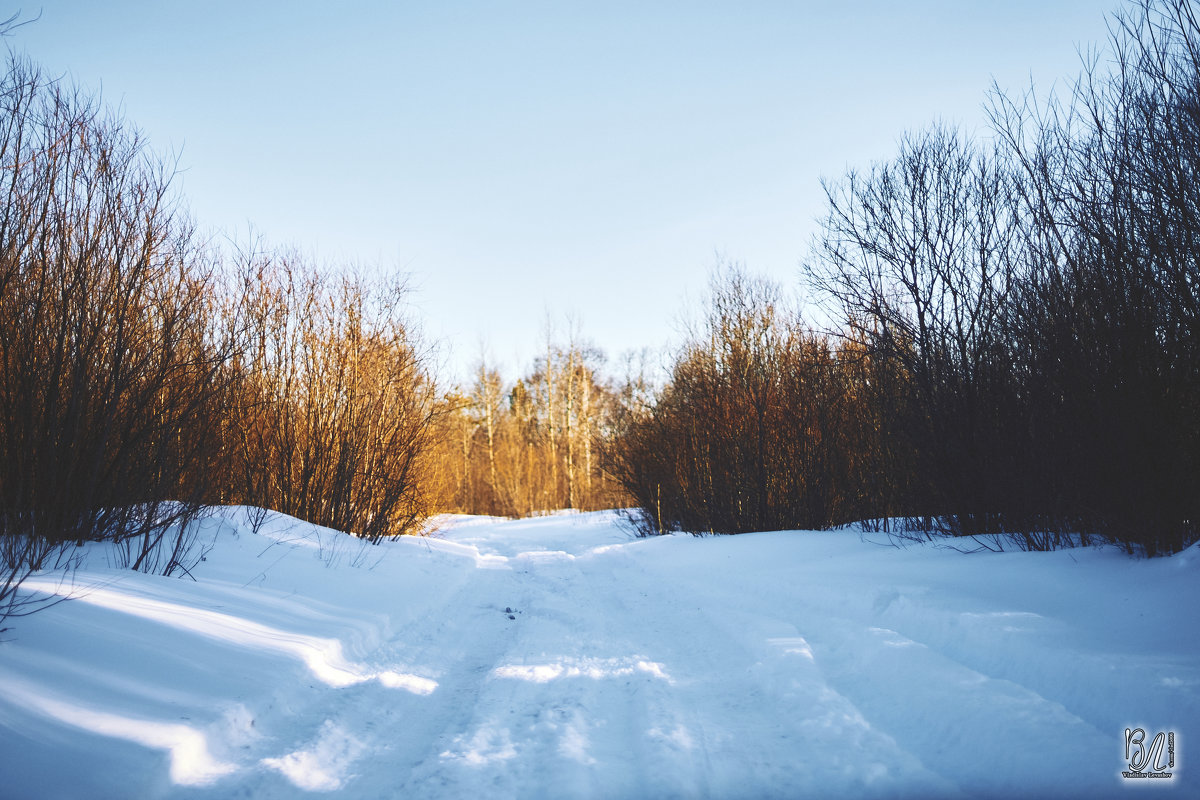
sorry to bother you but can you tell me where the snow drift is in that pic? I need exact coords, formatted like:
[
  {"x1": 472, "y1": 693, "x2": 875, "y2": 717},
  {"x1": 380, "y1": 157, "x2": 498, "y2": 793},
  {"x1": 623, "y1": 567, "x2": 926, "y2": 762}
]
[{"x1": 0, "y1": 508, "x2": 1195, "y2": 798}]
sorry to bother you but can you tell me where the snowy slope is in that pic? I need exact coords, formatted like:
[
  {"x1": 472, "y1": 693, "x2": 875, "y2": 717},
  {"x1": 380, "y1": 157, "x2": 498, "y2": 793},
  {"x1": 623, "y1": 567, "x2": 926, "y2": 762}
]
[{"x1": 0, "y1": 509, "x2": 1196, "y2": 799}]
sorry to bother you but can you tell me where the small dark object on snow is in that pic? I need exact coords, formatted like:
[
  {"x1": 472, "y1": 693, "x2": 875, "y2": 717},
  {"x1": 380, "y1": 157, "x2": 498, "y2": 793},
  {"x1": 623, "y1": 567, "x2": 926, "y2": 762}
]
[
  {"x1": 508, "y1": 614, "x2": 516, "y2": 620},
  {"x1": 504, "y1": 607, "x2": 512, "y2": 613}
]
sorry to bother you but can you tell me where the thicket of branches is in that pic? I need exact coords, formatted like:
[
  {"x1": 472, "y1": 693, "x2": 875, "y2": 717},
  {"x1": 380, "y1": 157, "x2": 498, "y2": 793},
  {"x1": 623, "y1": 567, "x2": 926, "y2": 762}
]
[
  {"x1": 0, "y1": 55, "x2": 231, "y2": 622},
  {"x1": 217, "y1": 246, "x2": 440, "y2": 543},
  {"x1": 611, "y1": 0, "x2": 1200, "y2": 555},
  {"x1": 604, "y1": 270, "x2": 864, "y2": 534},
  {"x1": 984, "y1": 0, "x2": 1200, "y2": 553},
  {"x1": 0, "y1": 55, "x2": 440, "y2": 624}
]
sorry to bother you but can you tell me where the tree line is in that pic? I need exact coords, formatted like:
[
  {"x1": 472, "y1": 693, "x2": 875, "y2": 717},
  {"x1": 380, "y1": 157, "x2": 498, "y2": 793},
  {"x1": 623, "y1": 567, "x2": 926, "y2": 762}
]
[
  {"x1": 2, "y1": 0, "x2": 1197, "y2": 625},
  {"x1": 609, "y1": 0, "x2": 1200, "y2": 556},
  {"x1": 0, "y1": 53, "x2": 440, "y2": 622},
  {"x1": 430, "y1": 334, "x2": 629, "y2": 518}
]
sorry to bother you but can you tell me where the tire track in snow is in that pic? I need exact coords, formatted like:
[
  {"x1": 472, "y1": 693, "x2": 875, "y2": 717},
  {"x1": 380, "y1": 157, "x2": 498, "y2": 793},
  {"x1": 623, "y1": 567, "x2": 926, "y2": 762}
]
[
  {"x1": 855, "y1": 586, "x2": 1200, "y2": 742},
  {"x1": 402, "y1": 546, "x2": 659, "y2": 798},
  {"x1": 212, "y1": 523, "x2": 1135, "y2": 798},
  {"x1": 368, "y1": 555, "x2": 535, "y2": 796},
  {"x1": 199, "y1": 545, "x2": 529, "y2": 798},
  {"x1": 637, "y1": 547, "x2": 1116, "y2": 798},
  {"x1": 578, "y1": 542, "x2": 956, "y2": 799},
  {"x1": 784, "y1": 598, "x2": 1116, "y2": 799}
]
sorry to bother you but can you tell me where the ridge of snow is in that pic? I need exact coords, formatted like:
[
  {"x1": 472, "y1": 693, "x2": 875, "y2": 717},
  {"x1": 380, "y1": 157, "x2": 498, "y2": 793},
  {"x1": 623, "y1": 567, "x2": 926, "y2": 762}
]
[{"x1": 0, "y1": 508, "x2": 1194, "y2": 798}]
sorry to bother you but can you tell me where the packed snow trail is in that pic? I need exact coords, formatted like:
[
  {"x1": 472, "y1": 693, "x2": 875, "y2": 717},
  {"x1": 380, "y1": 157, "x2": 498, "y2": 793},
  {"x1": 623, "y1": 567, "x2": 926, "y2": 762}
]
[{"x1": 0, "y1": 510, "x2": 1196, "y2": 798}]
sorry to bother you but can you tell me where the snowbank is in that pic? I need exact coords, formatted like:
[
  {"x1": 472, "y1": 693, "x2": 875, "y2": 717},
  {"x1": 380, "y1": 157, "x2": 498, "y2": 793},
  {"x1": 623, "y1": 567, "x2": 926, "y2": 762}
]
[{"x1": 0, "y1": 509, "x2": 1194, "y2": 798}]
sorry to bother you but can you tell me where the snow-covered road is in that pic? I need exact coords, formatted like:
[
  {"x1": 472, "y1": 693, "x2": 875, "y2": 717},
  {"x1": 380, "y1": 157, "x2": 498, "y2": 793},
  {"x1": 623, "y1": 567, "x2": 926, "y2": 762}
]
[{"x1": 1, "y1": 510, "x2": 1195, "y2": 798}]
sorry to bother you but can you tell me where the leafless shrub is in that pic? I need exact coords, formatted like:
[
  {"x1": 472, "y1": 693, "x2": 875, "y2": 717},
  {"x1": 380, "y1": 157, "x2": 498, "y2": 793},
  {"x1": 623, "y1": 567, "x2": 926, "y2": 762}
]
[
  {"x1": 0, "y1": 53, "x2": 228, "y2": 625},
  {"x1": 219, "y1": 248, "x2": 441, "y2": 543},
  {"x1": 605, "y1": 266, "x2": 870, "y2": 534},
  {"x1": 986, "y1": 0, "x2": 1200, "y2": 553}
]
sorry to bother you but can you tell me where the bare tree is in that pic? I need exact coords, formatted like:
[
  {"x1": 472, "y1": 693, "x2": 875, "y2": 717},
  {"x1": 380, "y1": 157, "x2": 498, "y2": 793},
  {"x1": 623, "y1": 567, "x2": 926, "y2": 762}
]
[
  {"x1": 986, "y1": 0, "x2": 1200, "y2": 553},
  {"x1": 431, "y1": 325, "x2": 624, "y2": 517},
  {"x1": 220, "y1": 251, "x2": 441, "y2": 542},
  {"x1": 806, "y1": 123, "x2": 1023, "y2": 534},
  {"x1": 0, "y1": 53, "x2": 230, "y2": 626},
  {"x1": 606, "y1": 266, "x2": 864, "y2": 535}
]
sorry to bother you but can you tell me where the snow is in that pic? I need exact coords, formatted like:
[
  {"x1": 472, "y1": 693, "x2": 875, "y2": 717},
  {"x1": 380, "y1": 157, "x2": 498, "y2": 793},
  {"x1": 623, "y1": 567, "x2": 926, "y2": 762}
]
[{"x1": 0, "y1": 509, "x2": 1196, "y2": 798}]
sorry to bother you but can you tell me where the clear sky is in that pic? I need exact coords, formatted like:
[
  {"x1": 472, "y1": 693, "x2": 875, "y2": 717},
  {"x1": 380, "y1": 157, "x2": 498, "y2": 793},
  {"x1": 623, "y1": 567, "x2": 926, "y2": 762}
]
[{"x1": 13, "y1": 1, "x2": 1119, "y2": 383}]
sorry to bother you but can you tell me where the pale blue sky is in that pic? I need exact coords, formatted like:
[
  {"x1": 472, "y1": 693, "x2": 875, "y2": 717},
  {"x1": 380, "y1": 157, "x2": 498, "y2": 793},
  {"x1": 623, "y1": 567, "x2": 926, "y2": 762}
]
[{"x1": 15, "y1": 1, "x2": 1118, "y2": 382}]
